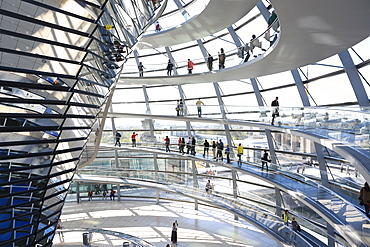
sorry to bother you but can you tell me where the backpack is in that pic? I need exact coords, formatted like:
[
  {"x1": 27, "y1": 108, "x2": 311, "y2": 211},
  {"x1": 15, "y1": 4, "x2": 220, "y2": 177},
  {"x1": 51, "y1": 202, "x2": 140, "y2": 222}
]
[
  {"x1": 297, "y1": 225, "x2": 301, "y2": 232},
  {"x1": 282, "y1": 213, "x2": 284, "y2": 219}
]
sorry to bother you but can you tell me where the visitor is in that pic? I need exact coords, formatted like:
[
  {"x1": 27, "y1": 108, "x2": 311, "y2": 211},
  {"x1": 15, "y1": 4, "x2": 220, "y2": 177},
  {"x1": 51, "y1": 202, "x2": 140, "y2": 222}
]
[
  {"x1": 178, "y1": 99, "x2": 184, "y2": 116},
  {"x1": 164, "y1": 136, "x2": 170, "y2": 152},
  {"x1": 88, "y1": 190, "x2": 93, "y2": 201},
  {"x1": 196, "y1": 98, "x2": 205, "y2": 117},
  {"x1": 250, "y1": 34, "x2": 265, "y2": 56},
  {"x1": 212, "y1": 141, "x2": 217, "y2": 159},
  {"x1": 115, "y1": 131, "x2": 121, "y2": 147},
  {"x1": 225, "y1": 144, "x2": 231, "y2": 164},
  {"x1": 282, "y1": 210, "x2": 290, "y2": 226},
  {"x1": 57, "y1": 219, "x2": 64, "y2": 238},
  {"x1": 138, "y1": 62, "x2": 145, "y2": 77},
  {"x1": 271, "y1": 97, "x2": 279, "y2": 125},
  {"x1": 187, "y1": 59, "x2": 194, "y2": 74},
  {"x1": 291, "y1": 217, "x2": 300, "y2": 241},
  {"x1": 205, "y1": 179, "x2": 212, "y2": 196},
  {"x1": 191, "y1": 137, "x2": 196, "y2": 155},
  {"x1": 171, "y1": 221, "x2": 178, "y2": 243},
  {"x1": 180, "y1": 137, "x2": 186, "y2": 154},
  {"x1": 360, "y1": 182, "x2": 370, "y2": 218},
  {"x1": 110, "y1": 189, "x2": 116, "y2": 201},
  {"x1": 207, "y1": 53, "x2": 214, "y2": 71},
  {"x1": 155, "y1": 21, "x2": 161, "y2": 32},
  {"x1": 166, "y1": 59, "x2": 174, "y2": 76},
  {"x1": 203, "y1": 139, "x2": 209, "y2": 157},
  {"x1": 217, "y1": 139, "x2": 224, "y2": 162},
  {"x1": 131, "y1": 132, "x2": 138, "y2": 147},
  {"x1": 186, "y1": 137, "x2": 191, "y2": 154},
  {"x1": 261, "y1": 150, "x2": 269, "y2": 171},
  {"x1": 218, "y1": 48, "x2": 225, "y2": 69},
  {"x1": 237, "y1": 143, "x2": 243, "y2": 167}
]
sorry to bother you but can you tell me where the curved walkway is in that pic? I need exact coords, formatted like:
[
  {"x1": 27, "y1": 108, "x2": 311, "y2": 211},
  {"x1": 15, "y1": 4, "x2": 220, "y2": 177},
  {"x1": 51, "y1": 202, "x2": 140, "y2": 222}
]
[
  {"x1": 57, "y1": 200, "x2": 283, "y2": 247},
  {"x1": 73, "y1": 174, "x2": 317, "y2": 246},
  {"x1": 120, "y1": 0, "x2": 370, "y2": 84},
  {"x1": 136, "y1": 0, "x2": 258, "y2": 49},
  {"x1": 103, "y1": 111, "x2": 370, "y2": 183},
  {"x1": 78, "y1": 145, "x2": 369, "y2": 246}
]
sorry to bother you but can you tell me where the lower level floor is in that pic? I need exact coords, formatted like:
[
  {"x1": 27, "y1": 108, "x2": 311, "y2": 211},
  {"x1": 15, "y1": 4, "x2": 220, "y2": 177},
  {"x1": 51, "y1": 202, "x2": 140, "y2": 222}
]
[{"x1": 53, "y1": 199, "x2": 282, "y2": 247}]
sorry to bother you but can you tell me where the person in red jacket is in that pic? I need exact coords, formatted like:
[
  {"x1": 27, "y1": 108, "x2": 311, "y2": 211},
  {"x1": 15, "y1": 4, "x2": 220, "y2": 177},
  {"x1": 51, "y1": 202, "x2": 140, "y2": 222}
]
[
  {"x1": 131, "y1": 132, "x2": 138, "y2": 147},
  {"x1": 164, "y1": 136, "x2": 170, "y2": 152},
  {"x1": 187, "y1": 59, "x2": 194, "y2": 74}
]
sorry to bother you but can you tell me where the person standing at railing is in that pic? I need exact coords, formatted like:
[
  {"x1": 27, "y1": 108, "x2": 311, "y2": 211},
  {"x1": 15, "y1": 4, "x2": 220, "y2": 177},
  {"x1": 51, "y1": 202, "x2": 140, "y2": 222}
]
[
  {"x1": 271, "y1": 96, "x2": 279, "y2": 125},
  {"x1": 205, "y1": 179, "x2": 212, "y2": 196},
  {"x1": 155, "y1": 21, "x2": 161, "y2": 32},
  {"x1": 203, "y1": 139, "x2": 209, "y2": 157},
  {"x1": 187, "y1": 59, "x2": 194, "y2": 74},
  {"x1": 360, "y1": 182, "x2": 370, "y2": 218},
  {"x1": 218, "y1": 48, "x2": 225, "y2": 69},
  {"x1": 237, "y1": 143, "x2": 244, "y2": 167},
  {"x1": 88, "y1": 190, "x2": 93, "y2": 201},
  {"x1": 166, "y1": 59, "x2": 174, "y2": 76},
  {"x1": 138, "y1": 62, "x2": 145, "y2": 77},
  {"x1": 186, "y1": 137, "x2": 191, "y2": 154},
  {"x1": 196, "y1": 98, "x2": 205, "y2": 117},
  {"x1": 131, "y1": 132, "x2": 138, "y2": 147},
  {"x1": 191, "y1": 137, "x2": 196, "y2": 155},
  {"x1": 212, "y1": 141, "x2": 217, "y2": 159},
  {"x1": 225, "y1": 145, "x2": 231, "y2": 164},
  {"x1": 250, "y1": 34, "x2": 266, "y2": 57},
  {"x1": 114, "y1": 131, "x2": 121, "y2": 147},
  {"x1": 178, "y1": 137, "x2": 182, "y2": 153},
  {"x1": 110, "y1": 189, "x2": 116, "y2": 201},
  {"x1": 291, "y1": 217, "x2": 300, "y2": 242},
  {"x1": 164, "y1": 136, "x2": 170, "y2": 152},
  {"x1": 261, "y1": 150, "x2": 270, "y2": 171},
  {"x1": 243, "y1": 43, "x2": 251, "y2": 63},
  {"x1": 179, "y1": 99, "x2": 184, "y2": 116},
  {"x1": 282, "y1": 209, "x2": 290, "y2": 226},
  {"x1": 266, "y1": 10, "x2": 279, "y2": 46},
  {"x1": 180, "y1": 137, "x2": 186, "y2": 154},
  {"x1": 207, "y1": 54, "x2": 214, "y2": 71},
  {"x1": 216, "y1": 139, "x2": 224, "y2": 162}
]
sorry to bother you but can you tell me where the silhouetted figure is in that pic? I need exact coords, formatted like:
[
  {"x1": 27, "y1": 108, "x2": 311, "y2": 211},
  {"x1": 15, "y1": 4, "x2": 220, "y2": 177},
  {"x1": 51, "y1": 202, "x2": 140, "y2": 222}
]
[{"x1": 271, "y1": 97, "x2": 279, "y2": 125}]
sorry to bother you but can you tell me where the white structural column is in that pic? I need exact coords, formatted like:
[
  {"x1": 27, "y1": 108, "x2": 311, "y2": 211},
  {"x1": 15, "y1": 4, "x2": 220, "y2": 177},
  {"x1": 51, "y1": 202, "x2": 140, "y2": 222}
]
[
  {"x1": 314, "y1": 142, "x2": 329, "y2": 186},
  {"x1": 197, "y1": 39, "x2": 234, "y2": 158},
  {"x1": 213, "y1": 83, "x2": 234, "y2": 157},
  {"x1": 153, "y1": 154, "x2": 160, "y2": 204},
  {"x1": 256, "y1": 1, "x2": 271, "y2": 20},
  {"x1": 254, "y1": 3, "x2": 284, "y2": 217},
  {"x1": 250, "y1": 78, "x2": 264, "y2": 106},
  {"x1": 291, "y1": 69, "x2": 310, "y2": 107},
  {"x1": 338, "y1": 50, "x2": 370, "y2": 107},
  {"x1": 178, "y1": 84, "x2": 199, "y2": 209}
]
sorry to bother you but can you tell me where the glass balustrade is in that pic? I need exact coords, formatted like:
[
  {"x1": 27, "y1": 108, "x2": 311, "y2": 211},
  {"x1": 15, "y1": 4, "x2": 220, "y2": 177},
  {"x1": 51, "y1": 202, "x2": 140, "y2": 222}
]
[{"x1": 71, "y1": 171, "x2": 347, "y2": 246}]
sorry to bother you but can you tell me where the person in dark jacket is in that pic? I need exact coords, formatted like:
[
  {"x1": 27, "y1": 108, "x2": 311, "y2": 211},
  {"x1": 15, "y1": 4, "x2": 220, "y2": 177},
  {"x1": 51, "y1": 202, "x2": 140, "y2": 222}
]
[
  {"x1": 261, "y1": 150, "x2": 269, "y2": 171},
  {"x1": 207, "y1": 54, "x2": 214, "y2": 71},
  {"x1": 166, "y1": 59, "x2": 174, "y2": 76},
  {"x1": 115, "y1": 131, "x2": 121, "y2": 147},
  {"x1": 360, "y1": 182, "x2": 370, "y2": 218},
  {"x1": 271, "y1": 97, "x2": 279, "y2": 125},
  {"x1": 191, "y1": 137, "x2": 196, "y2": 155},
  {"x1": 203, "y1": 140, "x2": 210, "y2": 157}
]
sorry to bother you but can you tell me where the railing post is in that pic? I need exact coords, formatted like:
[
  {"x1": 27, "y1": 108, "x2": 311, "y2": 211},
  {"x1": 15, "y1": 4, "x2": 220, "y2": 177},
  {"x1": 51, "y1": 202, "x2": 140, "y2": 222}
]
[
  {"x1": 76, "y1": 181, "x2": 80, "y2": 204},
  {"x1": 117, "y1": 183, "x2": 121, "y2": 202}
]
